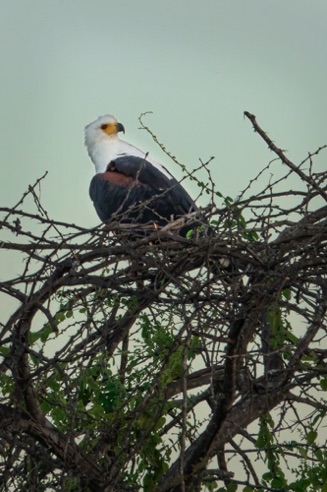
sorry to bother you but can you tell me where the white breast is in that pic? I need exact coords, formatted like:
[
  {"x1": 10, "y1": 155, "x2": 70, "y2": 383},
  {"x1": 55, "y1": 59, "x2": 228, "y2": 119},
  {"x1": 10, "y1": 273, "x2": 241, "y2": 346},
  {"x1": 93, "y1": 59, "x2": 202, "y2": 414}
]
[{"x1": 87, "y1": 132, "x2": 173, "y2": 180}]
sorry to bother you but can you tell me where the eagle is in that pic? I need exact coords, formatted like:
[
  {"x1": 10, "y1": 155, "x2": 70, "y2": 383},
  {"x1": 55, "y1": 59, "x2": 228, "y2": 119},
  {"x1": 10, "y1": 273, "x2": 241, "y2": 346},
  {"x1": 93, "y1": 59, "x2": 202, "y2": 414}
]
[{"x1": 84, "y1": 114, "x2": 198, "y2": 236}]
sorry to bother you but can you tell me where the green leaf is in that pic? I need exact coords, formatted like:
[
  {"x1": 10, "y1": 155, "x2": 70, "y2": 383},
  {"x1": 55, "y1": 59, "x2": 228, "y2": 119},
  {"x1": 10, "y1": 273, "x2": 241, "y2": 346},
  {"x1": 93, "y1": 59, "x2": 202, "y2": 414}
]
[
  {"x1": 55, "y1": 312, "x2": 65, "y2": 323},
  {"x1": 29, "y1": 324, "x2": 56, "y2": 344},
  {"x1": 143, "y1": 473, "x2": 155, "y2": 491},
  {"x1": 282, "y1": 288, "x2": 292, "y2": 300},
  {"x1": 287, "y1": 332, "x2": 299, "y2": 344},
  {"x1": 298, "y1": 446, "x2": 307, "y2": 458},
  {"x1": 0, "y1": 346, "x2": 9, "y2": 356},
  {"x1": 306, "y1": 430, "x2": 317, "y2": 444},
  {"x1": 256, "y1": 434, "x2": 266, "y2": 449},
  {"x1": 320, "y1": 378, "x2": 327, "y2": 391},
  {"x1": 243, "y1": 230, "x2": 259, "y2": 241},
  {"x1": 262, "y1": 471, "x2": 273, "y2": 481},
  {"x1": 40, "y1": 324, "x2": 55, "y2": 342},
  {"x1": 271, "y1": 477, "x2": 287, "y2": 488},
  {"x1": 153, "y1": 416, "x2": 166, "y2": 431},
  {"x1": 322, "y1": 480, "x2": 327, "y2": 492}
]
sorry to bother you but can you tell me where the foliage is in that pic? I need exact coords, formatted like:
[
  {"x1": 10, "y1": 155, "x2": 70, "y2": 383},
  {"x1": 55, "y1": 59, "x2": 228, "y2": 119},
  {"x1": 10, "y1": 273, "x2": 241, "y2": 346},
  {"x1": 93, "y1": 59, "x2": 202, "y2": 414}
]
[{"x1": 0, "y1": 113, "x2": 326, "y2": 491}]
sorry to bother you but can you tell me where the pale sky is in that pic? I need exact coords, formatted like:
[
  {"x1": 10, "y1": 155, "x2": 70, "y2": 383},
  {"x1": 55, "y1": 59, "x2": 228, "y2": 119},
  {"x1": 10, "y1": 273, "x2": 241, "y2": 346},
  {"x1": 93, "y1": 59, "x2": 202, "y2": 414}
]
[{"x1": 1, "y1": 0, "x2": 327, "y2": 227}]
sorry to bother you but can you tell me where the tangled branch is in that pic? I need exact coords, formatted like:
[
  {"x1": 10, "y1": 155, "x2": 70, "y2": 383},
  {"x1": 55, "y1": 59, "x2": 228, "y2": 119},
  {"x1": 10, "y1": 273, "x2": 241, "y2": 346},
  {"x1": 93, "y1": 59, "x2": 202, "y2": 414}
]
[{"x1": 0, "y1": 113, "x2": 326, "y2": 491}]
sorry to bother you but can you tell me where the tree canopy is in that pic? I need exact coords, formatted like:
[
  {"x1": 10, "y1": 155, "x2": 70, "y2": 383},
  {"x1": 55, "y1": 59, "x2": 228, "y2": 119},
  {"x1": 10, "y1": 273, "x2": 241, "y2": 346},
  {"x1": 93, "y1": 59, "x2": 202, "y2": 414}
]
[{"x1": 0, "y1": 113, "x2": 326, "y2": 491}]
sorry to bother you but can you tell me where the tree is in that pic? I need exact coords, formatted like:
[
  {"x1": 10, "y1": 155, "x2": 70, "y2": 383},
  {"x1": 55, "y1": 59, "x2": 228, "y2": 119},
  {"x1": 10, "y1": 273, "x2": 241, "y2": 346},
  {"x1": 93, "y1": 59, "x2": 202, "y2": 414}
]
[{"x1": 0, "y1": 112, "x2": 326, "y2": 492}]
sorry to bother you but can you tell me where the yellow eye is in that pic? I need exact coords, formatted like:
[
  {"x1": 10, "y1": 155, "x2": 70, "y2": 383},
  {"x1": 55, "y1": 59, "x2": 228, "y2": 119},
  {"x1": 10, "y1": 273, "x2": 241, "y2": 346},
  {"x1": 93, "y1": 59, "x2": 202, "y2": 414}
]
[{"x1": 101, "y1": 124, "x2": 108, "y2": 130}]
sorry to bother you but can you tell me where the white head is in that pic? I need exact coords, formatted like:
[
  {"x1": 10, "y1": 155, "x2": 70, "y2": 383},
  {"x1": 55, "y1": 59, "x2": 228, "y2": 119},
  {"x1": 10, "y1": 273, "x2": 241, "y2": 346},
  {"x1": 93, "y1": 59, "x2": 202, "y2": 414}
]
[{"x1": 84, "y1": 114, "x2": 125, "y2": 173}]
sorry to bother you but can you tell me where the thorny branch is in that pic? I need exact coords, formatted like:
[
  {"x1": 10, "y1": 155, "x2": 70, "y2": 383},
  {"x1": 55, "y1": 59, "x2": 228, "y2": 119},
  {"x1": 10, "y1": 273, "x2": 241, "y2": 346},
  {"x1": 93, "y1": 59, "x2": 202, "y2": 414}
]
[{"x1": 0, "y1": 113, "x2": 327, "y2": 491}]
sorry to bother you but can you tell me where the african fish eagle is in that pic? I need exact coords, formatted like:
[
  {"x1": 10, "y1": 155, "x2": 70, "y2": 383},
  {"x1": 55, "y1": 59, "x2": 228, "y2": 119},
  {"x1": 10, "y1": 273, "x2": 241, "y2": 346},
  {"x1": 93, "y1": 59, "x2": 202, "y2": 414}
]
[{"x1": 85, "y1": 114, "x2": 198, "y2": 236}]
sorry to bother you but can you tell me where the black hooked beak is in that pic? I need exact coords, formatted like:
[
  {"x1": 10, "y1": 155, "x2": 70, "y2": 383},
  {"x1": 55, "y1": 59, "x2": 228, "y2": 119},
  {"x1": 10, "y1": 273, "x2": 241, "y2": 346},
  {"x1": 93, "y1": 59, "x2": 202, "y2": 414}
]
[{"x1": 116, "y1": 122, "x2": 125, "y2": 134}]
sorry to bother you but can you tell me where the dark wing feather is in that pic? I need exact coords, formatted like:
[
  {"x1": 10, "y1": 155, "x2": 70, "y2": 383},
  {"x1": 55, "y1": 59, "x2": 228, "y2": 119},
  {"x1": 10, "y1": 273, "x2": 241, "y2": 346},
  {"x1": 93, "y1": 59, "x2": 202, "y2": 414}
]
[{"x1": 89, "y1": 155, "x2": 197, "y2": 234}]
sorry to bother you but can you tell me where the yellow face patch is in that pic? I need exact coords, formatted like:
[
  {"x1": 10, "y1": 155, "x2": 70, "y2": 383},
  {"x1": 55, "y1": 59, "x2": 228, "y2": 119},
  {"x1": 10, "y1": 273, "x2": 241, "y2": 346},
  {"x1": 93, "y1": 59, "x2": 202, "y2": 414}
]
[{"x1": 100, "y1": 122, "x2": 119, "y2": 136}]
